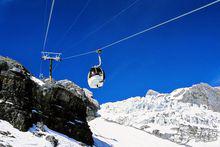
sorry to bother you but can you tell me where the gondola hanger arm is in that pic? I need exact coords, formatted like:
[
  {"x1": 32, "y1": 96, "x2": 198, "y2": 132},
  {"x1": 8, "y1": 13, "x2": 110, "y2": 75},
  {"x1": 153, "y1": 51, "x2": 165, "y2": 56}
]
[{"x1": 95, "y1": 49, "x2": 102, "y2": 67}]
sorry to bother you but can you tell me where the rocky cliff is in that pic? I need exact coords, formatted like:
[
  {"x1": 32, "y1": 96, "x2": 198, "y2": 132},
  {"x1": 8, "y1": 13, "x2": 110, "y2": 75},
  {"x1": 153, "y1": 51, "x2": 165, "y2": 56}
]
[
  {"x1": 55, "y1": 80, "x2": 100, "y2": 121},
  {"x1": 0, "y1": 56, "x2": 97, "y2": 145}
]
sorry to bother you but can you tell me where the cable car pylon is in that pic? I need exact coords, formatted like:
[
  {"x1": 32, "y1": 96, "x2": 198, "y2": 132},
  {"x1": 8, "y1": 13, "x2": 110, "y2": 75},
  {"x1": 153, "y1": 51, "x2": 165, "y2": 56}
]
[{"x1": 41, "y1": 51, "x2": 62, "y2": 82}]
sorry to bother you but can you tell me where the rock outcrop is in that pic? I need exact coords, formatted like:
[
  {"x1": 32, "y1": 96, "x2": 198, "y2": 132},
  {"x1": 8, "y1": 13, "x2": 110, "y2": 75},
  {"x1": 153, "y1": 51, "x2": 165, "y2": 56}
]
[
  {"x1": 180, "y1": 83, "x2": 220, "y2": 112},
  {"x1": 0, "y1": 56, "x2": 94, "y2": 145},
  {"x1": 55, "y1": 80, "x2": 100, "y2": 121},
  {"x1": 0, "y1": 56, "x2": 33, "y2": 131}
]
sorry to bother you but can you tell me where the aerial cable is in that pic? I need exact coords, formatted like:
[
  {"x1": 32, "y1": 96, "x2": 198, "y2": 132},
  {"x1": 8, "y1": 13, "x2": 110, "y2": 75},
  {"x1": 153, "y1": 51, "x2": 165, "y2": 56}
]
[
  {"x1": 63, "y1": 0, "x2": 220, "y2": 60},
  {"x1": 39, "y1": 0, "x2": 49, "y2": 77},
  {"x1": 53, "y1": 50, "x2": 96, "y2": 74},
  {"x1": 39, "y1": 0, "x2": 56, "y2": 77},
  {"x1": 63, "y1": 0, "x2": 140, "y2": 53},
  {"x1": 55, "y1": 0, "x2": 91, "y2": 50},
  {"x1": 63, "y1": 50, "x2": 96, "y2": 60},
  {"x1": 100, "y1": 0, "x2": 220, "y2": 50},
  {"x1": 52, "y1": 62, "x2": 59, "y2": 72},
  {"x1": 50, "y1": 0, "x2": 91, "y2": 73},
  {"x1": 42, "y1": 0, "x2": 56, "y2": 51}
]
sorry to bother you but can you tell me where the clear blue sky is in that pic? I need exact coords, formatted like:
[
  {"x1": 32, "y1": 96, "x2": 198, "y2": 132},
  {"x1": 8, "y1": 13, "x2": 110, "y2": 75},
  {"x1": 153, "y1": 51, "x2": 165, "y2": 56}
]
[{"x1": 0, "y1": 0, "x2": 220, "y2": 103}]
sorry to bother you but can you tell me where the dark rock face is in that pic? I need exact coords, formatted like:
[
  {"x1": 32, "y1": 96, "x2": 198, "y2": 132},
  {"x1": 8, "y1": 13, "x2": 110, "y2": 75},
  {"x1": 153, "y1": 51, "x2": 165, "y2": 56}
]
[
  {"x1": 0, "y1": 57, "x2": 34, "y2": 131},
  {"x1": 56, "y1": 80, "x2": 100, "y2": 121},
  {"x1": 33, "y1": 83, "x2": 94, "y2": 145},
  {"x1": 0, "y1": 56, "x2": 94, "y2": 145},
  {"x1": 0, "y1": 143, "x2": 12, "y2": 147}
]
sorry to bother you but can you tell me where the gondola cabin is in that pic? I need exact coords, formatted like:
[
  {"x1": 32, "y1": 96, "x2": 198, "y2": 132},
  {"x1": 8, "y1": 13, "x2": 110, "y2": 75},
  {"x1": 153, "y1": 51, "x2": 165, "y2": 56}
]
[{"x1": 88, "y1": 67, "x2": 105, "y2": 88}]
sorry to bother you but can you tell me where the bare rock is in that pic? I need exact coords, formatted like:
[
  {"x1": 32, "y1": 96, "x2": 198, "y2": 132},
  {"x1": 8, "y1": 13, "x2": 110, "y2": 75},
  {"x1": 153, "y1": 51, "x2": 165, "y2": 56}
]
[
  {"x1": 181, "y1": 83, "x2": 220, "y2": 112},
  {"x1": 46, "y1": 135, "x2": 59, "y2": 147}
]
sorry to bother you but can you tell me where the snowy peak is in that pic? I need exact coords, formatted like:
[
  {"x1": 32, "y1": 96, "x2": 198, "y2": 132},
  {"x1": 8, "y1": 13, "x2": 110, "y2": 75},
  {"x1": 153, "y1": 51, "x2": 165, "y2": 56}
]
[
  {"x1": 145, "y1": 83, "x2": 220, "y2": 112},
  {"x1": 146, "y1": 89, "x2": 160, "y2": 96}
]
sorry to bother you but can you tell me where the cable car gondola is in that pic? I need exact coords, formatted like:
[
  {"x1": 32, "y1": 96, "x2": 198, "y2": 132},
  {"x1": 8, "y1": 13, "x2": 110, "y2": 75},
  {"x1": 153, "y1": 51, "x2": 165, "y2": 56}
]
[{"x1": 88, "y1": 49, "x2": 105, "y2": 88}]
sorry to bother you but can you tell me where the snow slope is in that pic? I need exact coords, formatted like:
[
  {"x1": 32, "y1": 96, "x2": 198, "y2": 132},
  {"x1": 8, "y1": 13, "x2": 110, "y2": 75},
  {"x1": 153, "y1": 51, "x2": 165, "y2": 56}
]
[
  {"x1": 89, "y1": 118, "x2": 179, "y2": 147},
  {"x1": 1, "y1": 118, "x2": 179, "y2": 147},
  {"x1": 90, "y1": 118, "x2": 220, "y2": 147}
]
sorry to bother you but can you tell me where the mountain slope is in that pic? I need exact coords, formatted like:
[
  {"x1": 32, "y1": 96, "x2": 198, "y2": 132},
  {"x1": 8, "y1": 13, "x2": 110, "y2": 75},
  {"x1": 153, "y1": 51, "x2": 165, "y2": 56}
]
[{"x1": 98, "y1": 83, "x2": 220, "y2": 146}]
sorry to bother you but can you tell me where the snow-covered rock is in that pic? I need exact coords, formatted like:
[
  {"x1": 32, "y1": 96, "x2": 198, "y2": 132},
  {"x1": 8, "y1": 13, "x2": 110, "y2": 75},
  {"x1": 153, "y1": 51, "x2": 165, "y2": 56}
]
[
  {"x1": 31, "y1": 78, "x2": 100, "y2": 120},
  {"x1": 0, "y1": 119, "x2": 83, "y2": 147},
  {"x1": 146, "y1": 89, "x2": 160, "y2": 96},
  {"x1": 31, "y1": 76, "x2": 45, "y2": 86}
]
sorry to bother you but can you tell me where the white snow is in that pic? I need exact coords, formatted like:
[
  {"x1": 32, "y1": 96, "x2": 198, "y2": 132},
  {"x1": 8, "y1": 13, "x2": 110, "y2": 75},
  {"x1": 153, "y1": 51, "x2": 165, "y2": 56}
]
[
  {"x1": 30, "y1": 76, "x2": 45, "y2": 86},
  {"x1": 99, "y1": 93, "x2": 220, "y2": 131},
  {"x1": 89, "y1": 118, "x2": 179, "y2": 147},
  {"x1": 0, "y1": 120, "x2": 82, "y2": 147},
  {"x1": 170, "y1": 88, "x2": 188, "y2": 100}
]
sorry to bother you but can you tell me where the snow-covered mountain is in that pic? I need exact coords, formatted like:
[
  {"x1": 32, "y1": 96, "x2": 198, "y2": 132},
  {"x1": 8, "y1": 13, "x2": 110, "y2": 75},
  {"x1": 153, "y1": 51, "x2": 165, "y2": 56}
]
[
  {"x1": 1, "y1": 82, "x2": 220, "y2": 147},
  {"x1": 99, "y1": 83, "x2": 220, "y2": 146},
  {"x1": 1, "y1": 59, "x2": 220, "y2": 147}
]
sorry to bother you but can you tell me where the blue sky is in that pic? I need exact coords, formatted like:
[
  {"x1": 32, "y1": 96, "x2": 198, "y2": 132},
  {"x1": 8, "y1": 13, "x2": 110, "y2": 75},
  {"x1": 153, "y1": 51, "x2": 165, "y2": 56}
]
[{"x1": 0, "y1": 0, "x2": 220, "y2": 103}]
